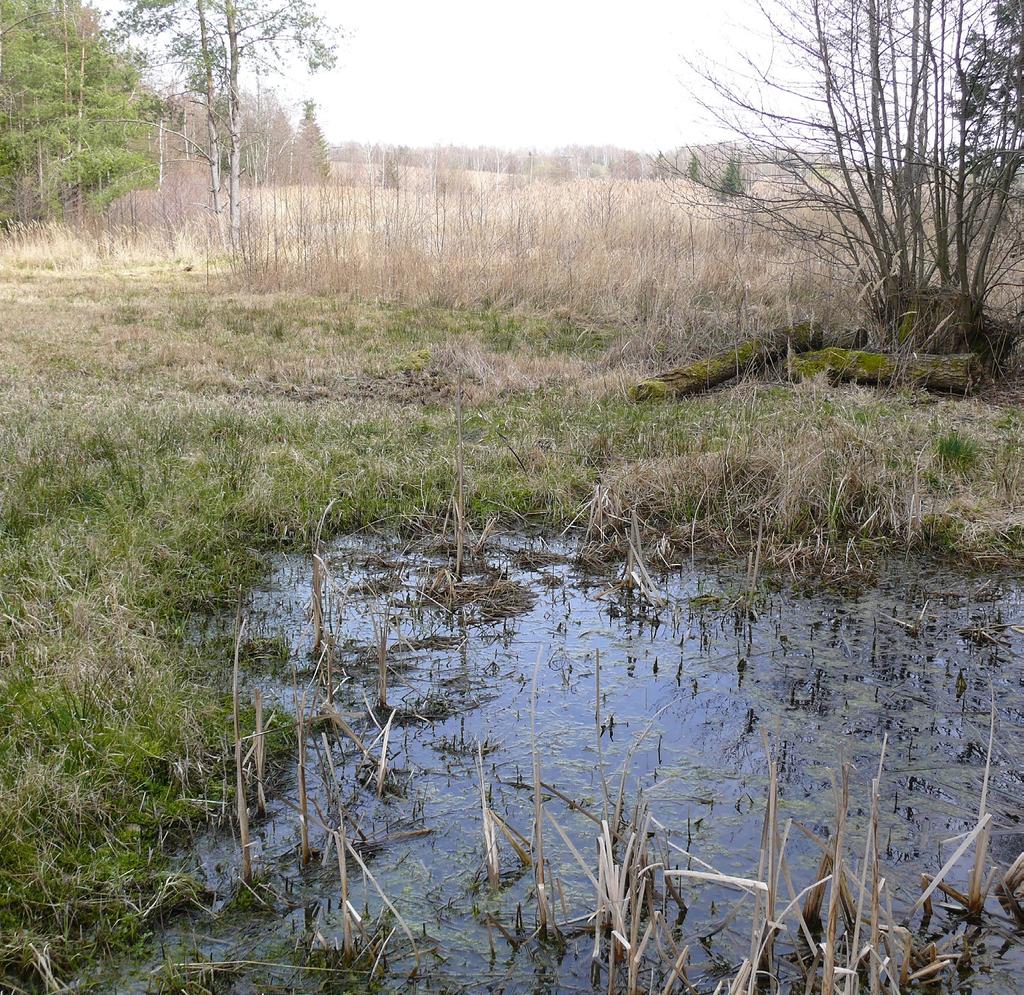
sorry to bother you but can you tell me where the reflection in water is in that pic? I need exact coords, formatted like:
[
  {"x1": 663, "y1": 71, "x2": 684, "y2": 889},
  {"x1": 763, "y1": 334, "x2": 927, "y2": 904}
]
[{"x1": 101, "y1": 537, "x2": 1024, "y2": 993}]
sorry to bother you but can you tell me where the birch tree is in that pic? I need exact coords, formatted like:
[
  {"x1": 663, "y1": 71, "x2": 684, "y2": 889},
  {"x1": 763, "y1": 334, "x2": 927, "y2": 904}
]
[{"x1": 120, "y1": 0, "x2": 337, "y2": 248}]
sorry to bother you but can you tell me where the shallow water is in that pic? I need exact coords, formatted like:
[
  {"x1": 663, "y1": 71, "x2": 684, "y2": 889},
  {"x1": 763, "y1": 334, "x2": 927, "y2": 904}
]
[{"x1": 101, "y1": 536, "x2": 1024, "y2": 993}]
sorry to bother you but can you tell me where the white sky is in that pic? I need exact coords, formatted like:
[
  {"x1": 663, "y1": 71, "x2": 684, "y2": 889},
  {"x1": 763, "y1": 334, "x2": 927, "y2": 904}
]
[
  {"x1": 304, "y1": 0, "x2": 763, "y2": 150},
  {"x1": 103, "y1": 0, "x2": 765, "y2": 151}
]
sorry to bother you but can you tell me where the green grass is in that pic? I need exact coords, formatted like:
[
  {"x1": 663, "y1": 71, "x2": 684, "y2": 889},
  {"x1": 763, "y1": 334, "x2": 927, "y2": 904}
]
[
  {"x1": 935, "y1": 429, "x2": 980, "y2": 474},
  {"x1": 0, "y1": 265, "x2": 1021, "y2": 989}
]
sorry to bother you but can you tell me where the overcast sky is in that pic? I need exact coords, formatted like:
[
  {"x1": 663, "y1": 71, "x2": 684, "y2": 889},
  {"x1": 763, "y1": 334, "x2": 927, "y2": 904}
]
[
  {"x1": 104, "y1": 0, "x2": 764, "y2": 151},
  {"x1": 300, "y1": 0, "x2": 764, "y2": 150}
]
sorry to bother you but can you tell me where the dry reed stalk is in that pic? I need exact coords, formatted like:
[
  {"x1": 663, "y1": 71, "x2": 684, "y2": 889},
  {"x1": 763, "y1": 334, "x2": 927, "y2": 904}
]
[
  {"x1": 311, "y1": 551, "x2": 326, "y2": 658},
  {"x1": 374, "y1": 606, "x2": 390, "y2": 711},
  {"x1": 968, "y1": 695, "x2": 996, "y2": 913},
  {"x1": 454, "y1": 383, "x2": 466, "y2": 581},
  {"x1": 326, "y1": 645, "x2": 334, "y2": 708},
  {"x1": 846, "y1": 739, "x2": 886, "y2": 995},
  {"x1": 998, "y1": 853, "x2": 1024, "y2": 924},
  {"x1": 822, "y1": 765, "x2": 850, "y2": 995},
  {"x1": 625, "y1": 509, "x2": 666, "y2": 606},
  {"x1": 296, "y1": 690, "x2": 311, "y2": 866},
  {"x1": 376, "y1": 709, "x2": 396, "y2": 799},
  {"x1": 914, "y1": 814, "x2": 994, "y2": 915},
  {"x1": 473, "y1": 515, "x2": 498, "y2": 557},
  {"x1": 310, "y1": 499, "x2": 338, "y2": 661},
  {"x1": 253, "y1": 687, "x2": 267, "y2": 817},
  {"x1": 477, "y1": 742, "x2": 500, "y2": 888},
  {"x1": 489, "y1": 810, "x2": 532, "y2": 867},
  {"x1": 593, "y1": 649, "x2": 614, "y2": 824},
  {"x1": 530, "y1": 651, "x2": 550, "y2": 935},
  {"x1": 321, "y1": 703, "x2": 374, "y2": 765},
  {"x1": 803, "y1": 848, "x2": 832, "y2": 930},
  {"x1": 334, "y1": 811, "x2": 354, "y2": 957},
  {"x1": 659, "y1": 944, "x2": 691, "y2": 995},
  {"x1": 746, "y1": 518, "x2": 763, "y2": 598},
  {"x1": 341, "y1": 832, "x2": 421, "y2": 971},
  {"x1": 748, "y1": 742, "x2": 779, "y2": 987},
  {"x1": 232, "y1": 612, "x2": 252, "y2": 884}
]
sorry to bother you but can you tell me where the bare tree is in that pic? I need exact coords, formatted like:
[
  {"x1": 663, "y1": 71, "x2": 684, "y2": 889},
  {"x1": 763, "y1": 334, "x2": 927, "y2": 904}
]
[{"x1": 667, "y1": 0, "x2": 1023, "y2": 364}]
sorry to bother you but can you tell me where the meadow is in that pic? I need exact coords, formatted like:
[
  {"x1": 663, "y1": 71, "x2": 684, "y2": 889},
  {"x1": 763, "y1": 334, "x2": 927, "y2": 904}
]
[{"x1": 1, "y1": 175, "x2": 1022, "y2": 990}]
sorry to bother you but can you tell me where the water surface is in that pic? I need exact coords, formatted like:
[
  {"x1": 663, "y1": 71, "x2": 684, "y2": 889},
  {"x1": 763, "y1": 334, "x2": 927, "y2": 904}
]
[{"x1": 102, "y1": 536, "x2": 1024, "y2": 992}]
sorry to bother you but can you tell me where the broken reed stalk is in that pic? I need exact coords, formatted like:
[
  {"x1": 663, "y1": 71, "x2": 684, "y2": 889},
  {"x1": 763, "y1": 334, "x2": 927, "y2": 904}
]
[
  {"x1": 254, "y1": 687, "x2": 267, "y2": 817},
  {"x1": 341, "y1": 831, "x2": 421, "y2": 971},
  {"x1": 376, "y1": 709, "x2": 396, "y2": 799},
  {"x1": 454, "y1": 382, "x2": 466, "y2": 581},
  {"x1": 297, "y1": 690, "x2": 311, "y2": 866},
  {"x1": 477, "y1": 742, "x2": 500, "y2": 888},
  {"x1": 999, "y1": 853, "x2": 1024, "y2": 924},
  {"x1": 232, "y1": 610, "x2": 252, "y2": 884},
  {"x1": 530, "y1": 651, "x2": 550, "y2": 935},
  {"x1": 968, "y1": 694, "x2": 996, "y2": 913}
]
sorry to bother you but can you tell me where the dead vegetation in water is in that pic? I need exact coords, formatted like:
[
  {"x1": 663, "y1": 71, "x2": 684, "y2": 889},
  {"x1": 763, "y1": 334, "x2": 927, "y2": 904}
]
[{"x1": 418, "y1": 567, "x2": 537, "y2": 623}]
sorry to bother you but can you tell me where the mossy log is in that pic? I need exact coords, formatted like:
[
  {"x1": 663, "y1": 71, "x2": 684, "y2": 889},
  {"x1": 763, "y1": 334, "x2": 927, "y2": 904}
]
[
  {"x1": 789, "y1": 348, "x2": 982, "y2": 394},
  {"x1": 631, "y1": 321, "x2": 823, "y2": 400}
]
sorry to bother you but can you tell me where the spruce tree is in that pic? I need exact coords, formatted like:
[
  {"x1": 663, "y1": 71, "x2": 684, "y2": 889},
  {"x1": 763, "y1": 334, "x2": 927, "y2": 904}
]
[
  {"x1": 719, "y1": 156, "x2": 744, "y2": 196},
  {"x1": 294, "y1": 100, "x2": 331, "y2": 182}
]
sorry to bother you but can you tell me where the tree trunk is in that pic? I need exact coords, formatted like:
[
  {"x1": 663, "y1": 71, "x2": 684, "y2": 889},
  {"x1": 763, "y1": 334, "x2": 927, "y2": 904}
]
[
  {"x1": 631, "y1": 322, "x2": 822, "y2": 400},
  {"x1": 196, "y1": 0, "x2": 226, "y2": 248},
  {"x1": 225, "y1": 1, "x2": 242, "y2": 252},
  {"x1": 789, "y1": 348, "x2": 982, "y2": 394}
]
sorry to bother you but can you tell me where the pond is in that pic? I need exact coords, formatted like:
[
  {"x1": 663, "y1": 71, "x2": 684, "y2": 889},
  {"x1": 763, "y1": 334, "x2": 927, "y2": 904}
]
[{"x1": 99, "y1": 535, "x2": 1024, "y2": 993}]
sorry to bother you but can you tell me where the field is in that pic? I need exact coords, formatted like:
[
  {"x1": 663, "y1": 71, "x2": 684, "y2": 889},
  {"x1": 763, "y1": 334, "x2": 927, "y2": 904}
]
[{"x1": 1, "y1": 204, "x2": 1023, "y2": 989}]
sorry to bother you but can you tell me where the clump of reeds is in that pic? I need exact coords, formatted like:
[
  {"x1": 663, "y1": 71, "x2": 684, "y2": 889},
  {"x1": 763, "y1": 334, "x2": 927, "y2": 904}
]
[{"x1": 518, "y1": 707, "x2": 1011, "y2": 995}]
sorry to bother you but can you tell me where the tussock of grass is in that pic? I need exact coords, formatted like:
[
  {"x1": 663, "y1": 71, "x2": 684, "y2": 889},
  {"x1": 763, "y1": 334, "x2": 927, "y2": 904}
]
[
  {"x1": 935, "y1": 429, "x2": 980, "y2": 474},
  {"x1": 0, "y1": 264, "x2": 1021, "y2": 987}
]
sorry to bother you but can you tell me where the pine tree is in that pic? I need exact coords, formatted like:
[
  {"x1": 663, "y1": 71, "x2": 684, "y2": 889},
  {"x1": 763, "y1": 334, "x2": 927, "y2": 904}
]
[
  {"x1": 0, "y1": 0, "x2": 158, "y2": 222},
  {"x1": 687, "y1": 152, "x2": 701, "y2": 183}
]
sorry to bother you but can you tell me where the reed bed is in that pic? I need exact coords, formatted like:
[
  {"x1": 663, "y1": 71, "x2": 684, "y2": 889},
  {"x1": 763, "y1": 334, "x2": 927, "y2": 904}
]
[{"x1": 236, "y1": 177, "x2": 848, "y2": 354}]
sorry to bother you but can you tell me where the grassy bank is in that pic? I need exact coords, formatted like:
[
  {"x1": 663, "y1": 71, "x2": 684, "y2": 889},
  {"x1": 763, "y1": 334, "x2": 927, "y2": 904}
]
[{"x1": 1, "y1": 261, "x2": 1022, "y2": 987}]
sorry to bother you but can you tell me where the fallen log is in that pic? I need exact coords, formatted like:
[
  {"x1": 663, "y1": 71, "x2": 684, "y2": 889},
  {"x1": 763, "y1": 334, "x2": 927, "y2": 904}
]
[
  {"x1": 788, "y1": 348, "x2": 982, "y2": 394},
  {"x1": 631, "y1": 321, "x2": 822, "y2": 400}
]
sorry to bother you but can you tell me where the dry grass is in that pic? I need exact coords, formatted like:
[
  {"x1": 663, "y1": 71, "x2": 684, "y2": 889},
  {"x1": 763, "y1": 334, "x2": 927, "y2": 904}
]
[
  {"x1": 0, "y1": 205, "x2": 1022, "y2": 988},
  {"x1": 3, "y1": 172, "x2": 854, "y2": 371}
]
